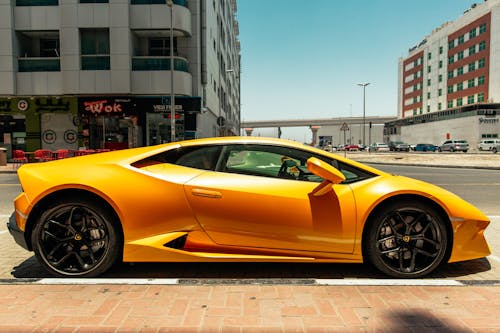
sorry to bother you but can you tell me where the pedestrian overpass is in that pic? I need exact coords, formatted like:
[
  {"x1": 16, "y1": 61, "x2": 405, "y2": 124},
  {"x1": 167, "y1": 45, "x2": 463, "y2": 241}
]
[{"x1": 241, "y1": 115, "x2": 397, "y2": 145}]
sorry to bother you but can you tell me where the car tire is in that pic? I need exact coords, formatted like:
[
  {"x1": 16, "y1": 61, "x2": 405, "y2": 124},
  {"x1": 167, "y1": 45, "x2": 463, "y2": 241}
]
[
  {"x1": 493, "y1": 147, "x2": 498, "y2": 154},
  {"x1": 364, "y1": 200, "x2": 449, "y2": 278},
  {"x1": 450, "y1": 147, "x2": 455, "y2": 152},
  {"x1": 32, "y1": 197, "x2": 122, "y2": 277},
  {"x1": 437, "y1": 147, "x2": 441, "y2": 152}
]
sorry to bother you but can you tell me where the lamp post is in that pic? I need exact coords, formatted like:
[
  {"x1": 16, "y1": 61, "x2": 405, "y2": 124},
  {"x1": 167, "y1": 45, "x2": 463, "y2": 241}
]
[
  {"x1": 357, "y1": 82, "x2": 370, "y2": 146},
  {"x1": 167, "y1": 0, "x2": 175, "y2": 142}
]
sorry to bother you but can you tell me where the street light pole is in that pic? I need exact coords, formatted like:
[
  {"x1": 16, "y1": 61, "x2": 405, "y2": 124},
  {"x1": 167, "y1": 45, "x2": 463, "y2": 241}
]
[
  {"x1": 167, "y1": 0, "x2": 175, "y2": 142},
  {"x1": 357, "y1": 82, "x2": 370, "y2": 146}
]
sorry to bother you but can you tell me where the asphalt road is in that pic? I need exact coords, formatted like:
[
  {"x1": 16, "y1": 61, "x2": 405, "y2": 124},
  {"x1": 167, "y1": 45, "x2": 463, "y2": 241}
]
[{"x1": 0, "y1": 167, "x2": 499, "y2": 281}]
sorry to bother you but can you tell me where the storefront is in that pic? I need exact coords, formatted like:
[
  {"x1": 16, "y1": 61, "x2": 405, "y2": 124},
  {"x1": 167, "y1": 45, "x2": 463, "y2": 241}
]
[
  {"x1": 0, "y1": 97, "x2": 77, "y2": 157},
  {"x1": 77, "y1": 96, "x2": 201, "y2": 150}
]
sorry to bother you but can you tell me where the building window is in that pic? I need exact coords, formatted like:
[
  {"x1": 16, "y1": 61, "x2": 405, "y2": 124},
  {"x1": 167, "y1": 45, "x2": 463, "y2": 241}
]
[
  {"x1": 428, "y1": 66, "x2": 431, "y2": 73},
  {"x1": 457, "y1": 67, "x2": 463, "y2": 76},
  {"x1": 457, "y1": 50, "x2": 464, "y2": 60},
  {"x1": 148, "y1": 38, "x2": 176, "y2": 56},
  {"x1": 447, "y1": 85, "x2": 453, "y2": 94},
  {"x1": 438, "y1": 89, "x2": 442, "y2": 96},
  {"x1": 457, "y1": 82, "x2": 463, "y2": 91},
  {"x1": 458, "y1": 35, "x2": 464, "y2": 45},
  {"x1": 478, "y1": 76, "x2": 485, "y2": 85},
  {"x1": 457, "y1": 98, "x2": 463, "y2": 106},
  {"x1": 479, "y1": 41, "x2": 486, "y2": 51},
  {"x1": 479, "y1": 23, "x2": 487, "y2": 34},
  {"x1": 469, "y1": 62, "x2": 476, "y2": 72},
  {"x1": 427, "y1": 52, "x2": 432, "y2": 60},
  {"x1": 469, "y1": 28, "x2": 477, "y2": 39},
  {"x1": 413, "y1": 84, "x2": 418, "y2": 92},
  {"x1": 448, "y1": 70, "x2": 454, "y2": 79},
  {"x1": 17, "y1": 33, "x2": 61, "y2": 72},
  {"x1": 438, "y1": 74, "x2": 442, "y2": 82},
  {"x1": 427, "y1": 92, "x2": 431, "y2": 99},
  {"x1": 447, "y1": 100, "x2": 453, "y2": 108},
  {"x1": 80, "y1": 29, "x2": 110, "y2": 70},
  {"x1": 478, "y1": 58, "x2": 485, "y2": 68},
  {"x1": 427, "y1": 79, "x2": 431, "y2": 86},
  {"x1": 467, "y1": 95, "x2": 475, "y2": 104},
  {"x1": 469, "y1": 45, "x2": 476, "y2": 56},
  {"x1": 468, "y1": 78, "x2": 475, "y2": 88},
  {"x1": 439, "y1": 60, "x2": 443, "y2": 68},
  {"x1": 439, "y1": 46, "x2": 444, "y2": 54},
  {"x1": 478, "y1": 93, "x2": 485, "y2": 102},
  {"x1": 438, "y1": 103, "x2": 442, "y2": 111},
  {"x1": 427, "y1": 105, "x2": 430, "y2": 112},
  {"x1": 16, "y1": 0, "x2": 58, "y2": 5},
  {"x1": 448, "y1": 40, "x2": 455, "y2": 49}
]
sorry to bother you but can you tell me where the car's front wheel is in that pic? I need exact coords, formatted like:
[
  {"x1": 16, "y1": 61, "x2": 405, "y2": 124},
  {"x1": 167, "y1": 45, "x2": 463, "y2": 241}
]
[
  {"x1": 32, "y1": 198, "x2": 122, "y2": 277},
  {"x1": 364, "y1": 201, "x2": 449, "y2": 278}
]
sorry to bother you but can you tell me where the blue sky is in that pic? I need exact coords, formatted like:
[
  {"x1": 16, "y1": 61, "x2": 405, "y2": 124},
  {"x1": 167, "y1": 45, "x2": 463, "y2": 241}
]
[{"x1": 236, "y1": 0, "x2": 477, "y2": 141}]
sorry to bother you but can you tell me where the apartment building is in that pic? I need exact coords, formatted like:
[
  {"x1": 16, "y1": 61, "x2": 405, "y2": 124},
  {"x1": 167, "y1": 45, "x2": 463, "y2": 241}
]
[
  {"x1": 389, "y1": 0, "x2": 500, "y2": 148},
  {"x1": 0, "y1": 0, "x2": 240, "y2": 155}
]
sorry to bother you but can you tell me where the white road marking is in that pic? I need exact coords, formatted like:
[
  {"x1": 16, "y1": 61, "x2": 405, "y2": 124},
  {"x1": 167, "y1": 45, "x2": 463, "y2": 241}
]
[
  {"x1": 13, "y1": 278, "x2": 496, "y2": 286},
  {"x1": 488, "y1": 255, "x2": 500, "y2": 263}
]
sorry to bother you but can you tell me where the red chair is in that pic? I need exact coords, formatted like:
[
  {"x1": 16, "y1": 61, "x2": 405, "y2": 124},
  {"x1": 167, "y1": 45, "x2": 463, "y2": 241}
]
[
  {"x1": 12, "y1": 150, "x2": 28, "y2": 167},
  {"x1": 33, "y1": 149, "x2": 55, "y2": 162},
  {"x1": 55, "y1": 149, "x2": 71, "y2": 159}
]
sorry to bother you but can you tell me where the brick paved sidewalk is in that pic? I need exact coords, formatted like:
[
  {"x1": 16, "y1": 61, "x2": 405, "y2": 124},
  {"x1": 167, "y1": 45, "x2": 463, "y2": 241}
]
[{"x1": 0, "y1": 283, "x2": 498, "y2": 332}]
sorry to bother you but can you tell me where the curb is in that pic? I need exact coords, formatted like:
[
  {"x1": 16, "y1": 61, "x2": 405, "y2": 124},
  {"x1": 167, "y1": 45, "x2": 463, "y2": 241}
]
[{"x1": 359, "y1": 161, "x2": 500, "y2": 170}]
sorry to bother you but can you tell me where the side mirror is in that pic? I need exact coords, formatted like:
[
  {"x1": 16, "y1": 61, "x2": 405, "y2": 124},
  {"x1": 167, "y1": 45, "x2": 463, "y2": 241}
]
[{"x1": 307, "y1": 157, "x2": 346, "y2": 196}]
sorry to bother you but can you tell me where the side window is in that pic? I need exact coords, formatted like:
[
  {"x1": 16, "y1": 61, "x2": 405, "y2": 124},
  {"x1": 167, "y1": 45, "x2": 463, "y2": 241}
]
[
  {"x1": 175, "y1": 146, "x2": 221, "y2": 170},
  {"x1": 132, "y1": 145, "x2": 222, "y2": 171}
]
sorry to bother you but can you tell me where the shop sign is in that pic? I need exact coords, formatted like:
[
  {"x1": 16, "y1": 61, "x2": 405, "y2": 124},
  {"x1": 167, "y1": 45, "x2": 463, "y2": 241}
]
[
  {"x1": 17, "y1": 99, "x2": 29, "y2": 111},
  {"x1": 1, "y1": 98, "x2": 73, "y2": 113},
  {"x1": 479, "y1": 117, "x2": 499, "y2": 124},
  {"x1": 83, "y1": 100, "x2": 123, "y2": 114},
  {"x1": 79, "y1": 97, "x2": 133, "y2": 115},
  {"x1": 34, "y1": 98, "x2": 70, "y2": 113}
]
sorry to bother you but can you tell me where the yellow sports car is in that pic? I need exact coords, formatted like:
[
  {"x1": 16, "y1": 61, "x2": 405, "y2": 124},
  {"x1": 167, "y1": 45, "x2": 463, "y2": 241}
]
[{"x1": 8, "y1": 137, "x2": 490, "y2": 278}]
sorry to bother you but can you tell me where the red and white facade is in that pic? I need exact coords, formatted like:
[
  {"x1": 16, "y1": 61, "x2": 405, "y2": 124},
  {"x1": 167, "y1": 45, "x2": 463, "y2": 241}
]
[
  {"x1": 391, "y1": 0, "x2": 500, "y2": 149},
  {"x1": 399, "y1": 0, "x2": 500, "y2": 118}
]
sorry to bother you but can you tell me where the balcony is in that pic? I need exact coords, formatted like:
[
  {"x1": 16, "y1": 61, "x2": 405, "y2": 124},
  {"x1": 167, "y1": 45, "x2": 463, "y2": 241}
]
[
  {"x1": 16, "y1": 0, "x2": 58, "y2": 5},
  {"x1": 131, "y1": 0, "x2": 187, "y2": 7},
  {"x1": 132, "y1": 56, "x2": 188, "y2": 72},
  {"x1": 81, "y1": 55, "x2": 110, "y2": 71},
  {"x1": 18, "y1": 58, "x2": 60, "y2": 72}
]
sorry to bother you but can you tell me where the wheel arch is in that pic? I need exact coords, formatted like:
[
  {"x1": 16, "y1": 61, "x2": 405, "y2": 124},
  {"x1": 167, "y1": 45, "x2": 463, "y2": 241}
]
[
  {"x1": 24, "y1": 188, "x2": 124, "y2": 252},
  {"x1": 361, "y1": 194, "x2": 453, "y2": 264}
]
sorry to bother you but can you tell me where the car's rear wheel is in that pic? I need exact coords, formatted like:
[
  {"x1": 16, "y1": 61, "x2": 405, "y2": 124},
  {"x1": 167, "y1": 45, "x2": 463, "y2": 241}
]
[
  {"x1": 32, "y1": 198, "x2": 121, "y2": 277},
  {"x1": 365, "y1": 201, "x2": 448, "y2": 278}
]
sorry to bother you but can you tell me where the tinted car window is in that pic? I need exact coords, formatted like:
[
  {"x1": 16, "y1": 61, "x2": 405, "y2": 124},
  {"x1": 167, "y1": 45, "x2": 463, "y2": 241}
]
[{"x1": 132, "y1": 145, "x2": 223, "y2": 171}]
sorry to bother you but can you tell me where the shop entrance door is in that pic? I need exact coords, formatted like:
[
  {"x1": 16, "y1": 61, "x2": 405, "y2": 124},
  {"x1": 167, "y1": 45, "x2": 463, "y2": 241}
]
[{"x1": 146, "y1": 113, "x2": 170, "y2": 146}]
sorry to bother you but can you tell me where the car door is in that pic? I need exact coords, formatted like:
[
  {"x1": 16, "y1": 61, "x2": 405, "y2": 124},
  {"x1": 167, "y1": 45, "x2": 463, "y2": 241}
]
[{"x1": 183, "y1": 144, "x2": 357, "y2": 254}]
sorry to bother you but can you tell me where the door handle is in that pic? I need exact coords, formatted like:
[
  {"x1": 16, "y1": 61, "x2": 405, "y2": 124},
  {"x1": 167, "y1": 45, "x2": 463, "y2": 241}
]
[{"x1": 192, "y1": 188, "x2": 222, "y2": 198}]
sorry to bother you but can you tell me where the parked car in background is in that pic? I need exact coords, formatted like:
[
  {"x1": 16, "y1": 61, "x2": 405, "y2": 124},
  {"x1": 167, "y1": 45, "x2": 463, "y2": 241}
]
[
  {"x1": 478, "y1": 139, "x2": 500, "y2": 151},
  {"x1": 414, "y1": 143, "x2": 437, "y2": 152},
  {"x1": 344, "y1": 144, "x2": 360, "y2": 151},
  {"x1": 388, "y1": 141, "x2": 410, "y2": 152},
  {"x1": 492, "y1": 143, "x2": 500, "y2": 154},
  {"x1": 438, "y1": 140, "x2": 469, "y2": 152},
  {"x1": 369, "y1": 142, "x2": 390, "y2": 152}
]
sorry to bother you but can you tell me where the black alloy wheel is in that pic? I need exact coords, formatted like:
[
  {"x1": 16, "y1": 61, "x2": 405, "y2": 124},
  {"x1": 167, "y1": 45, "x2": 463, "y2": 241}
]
[
  {"x1": 365, "y1": 201, "x2": 448, "y2": 278},
  {"x1": 32, "y1": 199, "x2": 121, "y2": 277}
]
